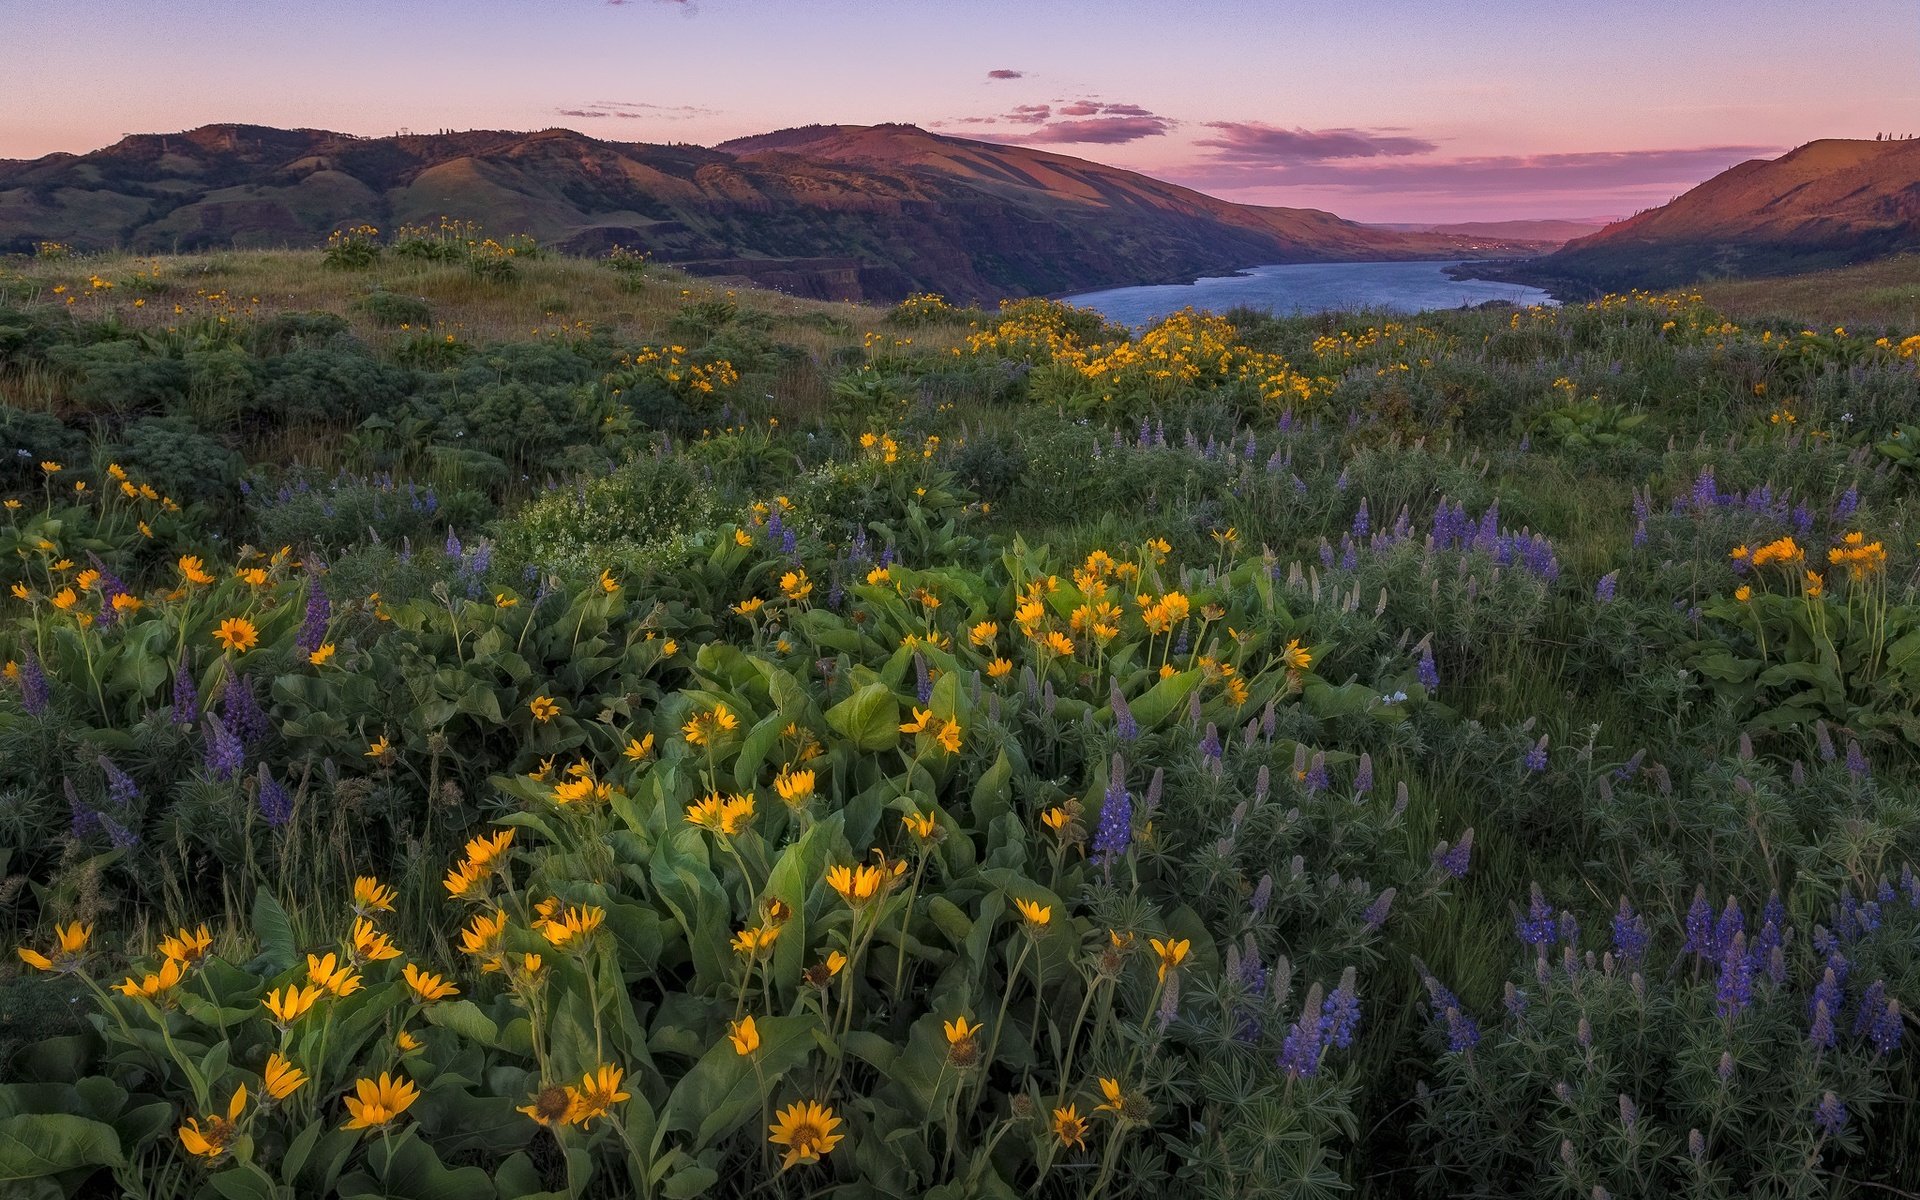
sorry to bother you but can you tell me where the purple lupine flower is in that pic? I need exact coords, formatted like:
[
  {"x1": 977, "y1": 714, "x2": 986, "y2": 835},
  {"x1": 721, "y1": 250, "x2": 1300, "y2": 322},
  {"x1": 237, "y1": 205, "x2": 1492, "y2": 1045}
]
[
  {"x1": 1836, "y1": 483, "x2": 1859, "y2": 520},
  {"x1": 1594, "y1": 572, "x2": 1618, "y2": 604},
  {"x1": 1504, "y1": 983, "x2": 1527, "y2": 1019},
  {"x1": 66, "y1": 777, "x2": 98, "y2": 839},
  {"x1": 1250, "y1": 873, "x2": 1273, "y2": 917},
  {"x1": 1815, "y1": 721, "x2": 1836, "y2": 761},
  {"x1": 171, "y1": 657, "x2": 197, "y2": 726},
  {"x1": 19, "y1": 653, "x2": 49, "y2": 716},
  {"x1": 1682, "y1": 886, "x2": 1715, "y2": 959},
  {"x1": 914, "y1": 655, "x2": 932, "y2": 705},
  {"x1": 257, "y1": 765, "x2": 292, "y2": 827},
  {"x1": 1111, "y1": 679, "x2": 1138, "y2": 741},
  {"x1": 1433, "y1": 828, "x2": 1474, "y2": 879},
  {"x1": 1339, "y1": 537, "x2": 1358, "y2": 571},
  {"x1": 1278, "y1": 982, "x2": 1326, "y2": 1078},
  {"x1": 98, "y1": 755, "x2": 138, "y2": 828},
  {"x1": 1417, "y1": 646, "x2": 1439, "y2": 692},
  {"x1": 1618, "y1": 1094, "x2": 1637, "y2": 1130},
  {"x1": 295, "y1": 576, "x2": 331, "y2": 657},
  {"x1": 1335, "y1": 468, "x2": 1349, "y2": 492},
  {"x1": 1320, "y1": 968, "x2": 1361, "y2": 1049},
  {"x1": 1156, "y1": 974, "x2": 1179, "y2": 1031},
  {"x1": 1694, "y1": 467, "x2": 1722, "y2": 509},
  {"x1": 1318, "y1": 540, "x2": 1336, "y2": 570},
  {"x1": 1254, "y1": 764, "x2": 1271, "y2": 804},
  {"x1": 1351, "y1": 498, "x2": 1371, "y2": 540},
  {"x1": 1444, "y1": 1007, "x2": 1480, "y2": 1053},
  {"x1": 1362, "y1": 887, "x2": 1395, "y2": 931},
  {"x1": 1849, "y1": 979, "x2": 1887, "y2": 1040},
  {"x1": 1715, "y1": 933, "x2": 1753, "y2": 1019},
  {"x1": 1198, "y1": 723, "x2": 1221, "y2": 761},
  {"x1": 1354, "y1": 753, "x2": 1373, "y2": 797},
  {"x1": 1845, "y1": 741, "x2": 1869, "y2": 778},
  {"x1": 1712, "y1": 897, "x2": 1744, "y2": 956},
  {"x1": 1716, "y1": 1050, "x2": 1734, "y2": 1082},
  {"x1": 1810, "y1": 998, "x2": 1839, "y2": 1051},
  {"x1": 1689, "y1": 1129, "x2": 1706, "y2": 1160},
  {"x1": 1522, "y1": 735, "x2": 1549, "y2": 774},
  {"x1": 1144, "y1": 767, "x2": 1163, "y2": 814},
  {"x1": 222, "y1": 675, "x2": 269, "y2": 749},
  {"x1": 1869, "y1": 999, "x2": 1903, "y2": 1056},
  {"x1": 1613, "y1": 750, "x2": 1645, "y2": 782},
  {"x1": 1093, "y1": 754, "x2": 1132, "y2": 865},
  {"x1": 203, "y1": 714, "x2": 246, "y2": 782},
  {"x1": 1612, "y1": 898, "x2": 1649, "y2": 965},
  {"x1": 1302, "y1": 752, "x2": 1329, "y2": 793},
  {"x1": 1517, "y1": 884, "x2": 1557, "y2": 947},
  {"x1": 1557, "y1": 910, "x2": 1581, "y2": 948},
  {"x1": 1813, "y1": 1092, "x2": 1847, "y2": 1138}
]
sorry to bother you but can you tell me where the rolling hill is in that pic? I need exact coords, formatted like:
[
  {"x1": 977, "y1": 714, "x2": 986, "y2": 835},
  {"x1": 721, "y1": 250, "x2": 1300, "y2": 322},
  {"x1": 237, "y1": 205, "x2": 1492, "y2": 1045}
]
[
  {"x1": 1511, "y1": 138, "x2": 1920, "y2": 294},
  {"x1": 0, "y1": 122, "x2": 1545, "y2": 304}
]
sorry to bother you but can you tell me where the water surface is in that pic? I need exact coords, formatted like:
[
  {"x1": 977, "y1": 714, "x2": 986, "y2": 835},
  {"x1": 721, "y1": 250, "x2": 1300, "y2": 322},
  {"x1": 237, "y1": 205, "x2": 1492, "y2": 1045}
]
[{"x1": 1065, "y1": 260, "x2": 1554, "y2": 326}]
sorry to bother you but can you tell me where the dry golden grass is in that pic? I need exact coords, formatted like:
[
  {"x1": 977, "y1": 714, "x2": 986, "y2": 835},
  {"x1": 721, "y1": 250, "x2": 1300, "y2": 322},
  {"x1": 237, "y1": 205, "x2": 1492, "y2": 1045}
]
[
  {"x1": 1696, "y1": 255, "x2": 1920, "y2": 330},
  {"x1": 0, "y1": 249, "x2": 991, "y2": 417}
]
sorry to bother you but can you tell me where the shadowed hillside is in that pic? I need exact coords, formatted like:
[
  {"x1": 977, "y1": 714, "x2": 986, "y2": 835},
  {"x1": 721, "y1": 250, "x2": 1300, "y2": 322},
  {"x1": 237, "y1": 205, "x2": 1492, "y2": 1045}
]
[{"x1": 0, "y1": 122, "x2": 1545, "y2": 303}]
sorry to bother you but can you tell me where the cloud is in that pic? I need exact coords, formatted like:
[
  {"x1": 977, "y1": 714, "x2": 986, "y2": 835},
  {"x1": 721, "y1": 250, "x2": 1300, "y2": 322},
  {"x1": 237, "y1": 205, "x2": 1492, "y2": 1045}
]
[
  {"x1": 1019, "y1": 117, "x2": 1174, "y2": 145},
  {"x1": 937, "y1": 99, "x2": 1174, "y2": 145},
  {"x1": 987, "y1": 69, "x2": 1023, "y2": 80},
  {"x1": 1197, "y1": 122, "x2": 1438, "y2": 163},
  {"x1": 1177, "y1": 144, "x2": 1778, "y2": 192},
  {"x1": 1164, "y1": 143, "x2": 1784, "y2": 219},
  {"x1": 556, "y1": 100, "x2": 715, "y2": 121}
]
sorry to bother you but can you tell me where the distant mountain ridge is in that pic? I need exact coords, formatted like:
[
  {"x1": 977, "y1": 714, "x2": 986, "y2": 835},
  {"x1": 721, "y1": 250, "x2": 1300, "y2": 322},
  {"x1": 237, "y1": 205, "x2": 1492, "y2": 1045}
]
[
  {"x1": 1511, "y1": 139, "x2": 1920, "y2": 293},
  {"x1": 0, "y1": 122, "x2": 1548, "y2": 304}
]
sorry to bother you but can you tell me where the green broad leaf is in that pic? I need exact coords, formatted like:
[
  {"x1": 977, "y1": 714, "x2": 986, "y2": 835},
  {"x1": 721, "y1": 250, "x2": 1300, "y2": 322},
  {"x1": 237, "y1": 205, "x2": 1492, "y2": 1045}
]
[
  {"x1": 209, "y1": 1168, "x2": 285, "y2": 1200},
  {"x1": 731, "y1": 709, "x2": 787, "y2": 792},
  {"x1": 662, "y1": 1167, "x2": 720, "y2": 1198},
  {"x1": 1125, "y1": 669, "x2": 1200, "y2": 729},
  {"x1": 826, "y1": 682, "x2": 902, "y2": 751},
  {"x1": 249, "y1": 889, "x2": 296, "y2": 975},
  {"x1": 659, "y1": 1014, "x2": 820, "y2": 1148},
  {"x1": 0, "y1": 1112, "x2": 125, "y2": 1181},
  {"x1": 358, "y1": 1130, "x2": 496, "y2": 1200}
]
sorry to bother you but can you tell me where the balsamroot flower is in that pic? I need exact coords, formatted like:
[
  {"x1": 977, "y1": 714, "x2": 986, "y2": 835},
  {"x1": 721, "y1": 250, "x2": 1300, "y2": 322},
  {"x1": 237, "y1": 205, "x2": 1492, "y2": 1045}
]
[
  {"x1": 212, "y1": 616, "x2": 259, "y2": 653},
  {"x1": 116, "y1": 956, "x2": 186, "y2": 1002},
  {"x1": 1051, "y1": 1103, "x2": 1088, "y2": 1150},
  {"x1": 263, "y1": 1053, "x2": 308, "y2": 1101},
  {"x1": 1014, "y1": 898, "x2": 1053, "y2": 931},
  {"x1": 565, "y1": 1065, "x2": 630, "y2": 1129},
  {"x1": 342, "y1": 1072, "x2": 420, "y2": 1131},
  {"x1": 158, "y1": 924, "x2": 213, "y2": 968},
  {"x1": 769, "y1": 1100, "x2": 844, "y2": 1170},
  {"x1": 729, "y1": 1015, "x2": 760, "y2": 1056},
  {"x1": 178, "y1": 1084, "x2": 247, "y2": 1159},
  {"x1": 943, "y1": 1015, "x2": 982, "y2": 1068},
  {"x1": 16, "y1": 921, "x2": 91, "y2": 973},
  {"x1": 528, "y1": 695, "x2": 560, "y2": 723},
  {"x1": 1150, "y1": 936, "x2": 1190, "y2": 982},
  {"x1": 263, "y1": 983, "x2": 323, "y2": 1026},
  {"x1": 403, "y1": 963, "x2": 459, "y2": 1003}
]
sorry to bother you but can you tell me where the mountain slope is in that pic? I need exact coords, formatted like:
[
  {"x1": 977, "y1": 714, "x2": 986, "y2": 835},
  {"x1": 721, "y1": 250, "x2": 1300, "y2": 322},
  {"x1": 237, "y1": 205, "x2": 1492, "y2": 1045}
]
[
  {"x1": 1526, "y1": 139, "x2": 1920, "y2": 291},
  {"x1": 0, "y1": 122, "x2": 1539, "y2": 304}
]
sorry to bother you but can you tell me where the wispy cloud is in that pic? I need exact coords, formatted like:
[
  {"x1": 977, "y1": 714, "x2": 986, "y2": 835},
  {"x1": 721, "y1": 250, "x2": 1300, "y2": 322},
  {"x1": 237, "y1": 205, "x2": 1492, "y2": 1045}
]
[
  {"x1": 1176, "y1": 144, "x2": 1778, "y2": 193},
  {"x1": 938, "y1": 99, "x2": 1175, "y2": 145},
  {"x1": 1196, "y1": 122, "x2": 1437, "y2": 162},
  {"x1": 556, "y1": 100, "x2": 716, "y2": 121},
  {"x1": 986, "y1": 68, "x2": 1024, "y2": 80}
]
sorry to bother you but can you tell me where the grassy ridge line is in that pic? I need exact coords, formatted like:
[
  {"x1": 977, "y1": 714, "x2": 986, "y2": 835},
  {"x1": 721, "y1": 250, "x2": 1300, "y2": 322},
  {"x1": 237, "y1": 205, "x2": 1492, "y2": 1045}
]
[
  {"x1": 1694, "y1": 254, "x2": 1920, "y2": 329},
  {"x1": 0, "y1": 249, "x2": 973, "y2": 417}
]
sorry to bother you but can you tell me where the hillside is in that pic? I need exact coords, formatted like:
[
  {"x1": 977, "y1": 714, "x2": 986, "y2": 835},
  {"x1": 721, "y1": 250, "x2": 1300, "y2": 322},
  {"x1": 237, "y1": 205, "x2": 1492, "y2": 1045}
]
[
  {"x1": 1517, "y1": 138, "x2": 1920, "y2": 292},
  {"x1": 0, "y1": 122, "x2": 1542, "y2": 304}
]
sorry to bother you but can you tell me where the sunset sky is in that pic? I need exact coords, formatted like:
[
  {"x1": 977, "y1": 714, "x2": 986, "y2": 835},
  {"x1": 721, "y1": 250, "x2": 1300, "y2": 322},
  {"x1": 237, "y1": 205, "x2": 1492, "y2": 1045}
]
[{"x1": 4, "y1": 0, "x2": 1916, "y2": 221}]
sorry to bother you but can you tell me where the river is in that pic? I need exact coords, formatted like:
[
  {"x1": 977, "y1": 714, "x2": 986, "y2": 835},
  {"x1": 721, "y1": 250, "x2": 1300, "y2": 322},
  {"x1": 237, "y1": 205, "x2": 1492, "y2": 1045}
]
[{"x1": 1063, "y1": 259, "x2": 1555, "y2": 326}]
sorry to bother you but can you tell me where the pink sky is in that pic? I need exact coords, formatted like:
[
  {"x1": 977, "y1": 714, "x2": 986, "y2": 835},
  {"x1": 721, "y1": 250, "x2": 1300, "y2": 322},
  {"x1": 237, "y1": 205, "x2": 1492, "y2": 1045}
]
[{"x1": 3, "y1": 0, "x2": 1916, "y2": 222}]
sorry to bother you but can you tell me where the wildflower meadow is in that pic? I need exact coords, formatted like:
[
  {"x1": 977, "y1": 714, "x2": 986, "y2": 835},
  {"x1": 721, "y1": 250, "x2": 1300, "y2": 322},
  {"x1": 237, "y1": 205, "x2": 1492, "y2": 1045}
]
[{"x1": 1, "y1": 238, "x2": 1917, "y2": 1198}]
